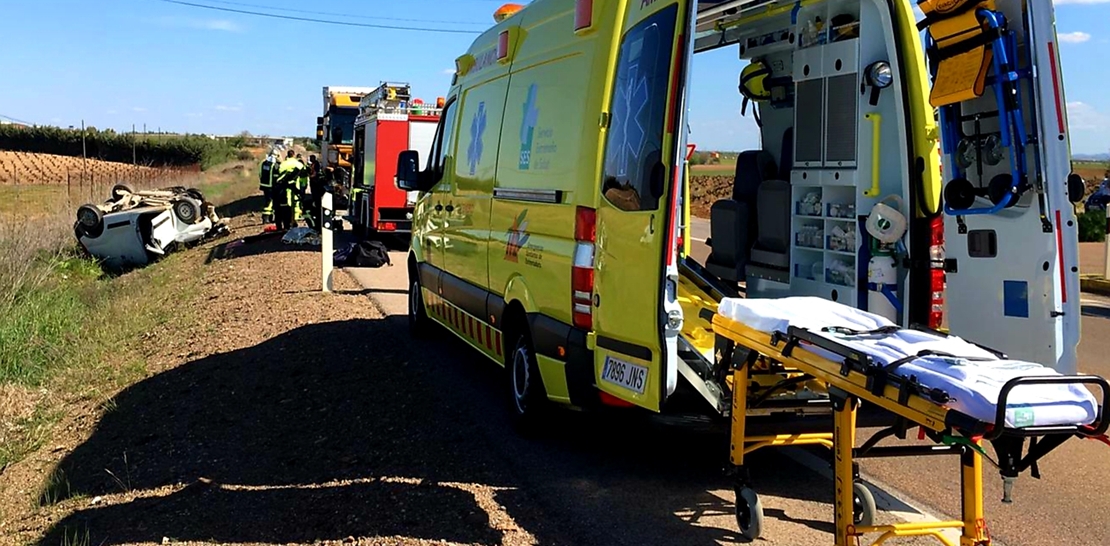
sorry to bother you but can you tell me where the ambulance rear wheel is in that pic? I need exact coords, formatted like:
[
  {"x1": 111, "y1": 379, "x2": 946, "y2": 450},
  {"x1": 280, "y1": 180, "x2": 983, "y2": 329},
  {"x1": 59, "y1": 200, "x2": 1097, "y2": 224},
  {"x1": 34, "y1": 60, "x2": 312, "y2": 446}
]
[
  {"x1": 735, "y1": 486, "x2": 764, "y2": 541},
  {"x1": 853, "y1": 481, "x2": 876, "y2": 527},
  {"x1": 508, "y1": 329, "x2": 547, "y2": 432}
]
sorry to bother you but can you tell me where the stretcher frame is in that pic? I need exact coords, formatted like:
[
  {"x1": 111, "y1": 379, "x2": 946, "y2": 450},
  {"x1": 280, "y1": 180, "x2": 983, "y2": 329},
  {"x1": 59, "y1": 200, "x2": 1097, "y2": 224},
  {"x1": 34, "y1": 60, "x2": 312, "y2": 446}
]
[{"x1": 711, "y1": 313, "x2": 1108, "y2": 546}]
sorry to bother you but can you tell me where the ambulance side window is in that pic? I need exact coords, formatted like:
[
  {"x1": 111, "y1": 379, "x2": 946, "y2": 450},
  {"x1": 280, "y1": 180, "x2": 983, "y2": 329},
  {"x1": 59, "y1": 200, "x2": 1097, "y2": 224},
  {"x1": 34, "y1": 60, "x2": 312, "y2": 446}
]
[
  {"x1": 599, "y1": 5, "x2": 677, "y2": 212},
  {"x1": 427, "y1": 98, "x2": 458, "y2": 183}
]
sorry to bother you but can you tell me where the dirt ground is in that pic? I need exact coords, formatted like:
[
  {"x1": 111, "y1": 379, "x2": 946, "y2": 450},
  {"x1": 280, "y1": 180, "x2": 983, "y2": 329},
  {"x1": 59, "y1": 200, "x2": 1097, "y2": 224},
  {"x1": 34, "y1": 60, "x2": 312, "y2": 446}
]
[
  {"x1": 0, "y1": 204, "x2": 559, "y2": 546},
  {"x1": 689, "y1": 175, "x2": 732, "y2": 219}
]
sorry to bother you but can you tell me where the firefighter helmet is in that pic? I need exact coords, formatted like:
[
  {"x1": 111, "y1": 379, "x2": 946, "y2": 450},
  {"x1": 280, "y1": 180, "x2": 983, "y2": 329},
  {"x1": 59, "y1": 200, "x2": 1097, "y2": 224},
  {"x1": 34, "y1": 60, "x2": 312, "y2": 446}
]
[{"x1": 739, "y1": 60, "x2": 773, "y2": 103}]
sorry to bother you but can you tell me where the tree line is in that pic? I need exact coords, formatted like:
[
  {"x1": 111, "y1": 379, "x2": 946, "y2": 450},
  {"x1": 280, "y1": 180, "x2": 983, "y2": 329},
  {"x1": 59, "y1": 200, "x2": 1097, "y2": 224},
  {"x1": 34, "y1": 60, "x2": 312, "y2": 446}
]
[{"x1": 0, "y1": 125, "x2": 250, "y2": 170}]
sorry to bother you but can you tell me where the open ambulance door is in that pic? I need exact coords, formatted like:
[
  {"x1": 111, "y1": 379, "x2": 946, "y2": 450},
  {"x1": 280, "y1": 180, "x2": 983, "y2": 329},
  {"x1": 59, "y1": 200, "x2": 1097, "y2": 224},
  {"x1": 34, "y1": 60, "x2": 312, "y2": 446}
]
[
  {"x1": 924, "y1": 0, "x2": 1080, "y2": 373},
  {"x1": 592, "y1": 0, "x2": 694, "y2": 411}
]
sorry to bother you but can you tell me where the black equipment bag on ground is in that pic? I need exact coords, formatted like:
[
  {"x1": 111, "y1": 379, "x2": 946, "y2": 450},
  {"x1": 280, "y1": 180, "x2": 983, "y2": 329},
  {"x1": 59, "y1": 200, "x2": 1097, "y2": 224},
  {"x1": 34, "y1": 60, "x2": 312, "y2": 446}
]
[{"x1": 354, "y1": 240, "x2": 391, "y2": 268}]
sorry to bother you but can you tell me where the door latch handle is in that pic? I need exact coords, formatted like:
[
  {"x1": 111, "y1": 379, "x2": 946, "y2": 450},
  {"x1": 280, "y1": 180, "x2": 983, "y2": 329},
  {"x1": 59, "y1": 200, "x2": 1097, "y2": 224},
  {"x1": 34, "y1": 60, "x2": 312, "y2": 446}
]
[{"x1": 649, "y1": 214, "x2": 655, "y2": 234}]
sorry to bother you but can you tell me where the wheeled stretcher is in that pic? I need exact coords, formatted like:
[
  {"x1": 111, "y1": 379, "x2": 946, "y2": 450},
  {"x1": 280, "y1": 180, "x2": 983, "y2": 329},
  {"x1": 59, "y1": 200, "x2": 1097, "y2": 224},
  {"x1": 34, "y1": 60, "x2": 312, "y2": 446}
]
[{"x1": 711, "y1": 297, "x2": 1108, "y2": 546}]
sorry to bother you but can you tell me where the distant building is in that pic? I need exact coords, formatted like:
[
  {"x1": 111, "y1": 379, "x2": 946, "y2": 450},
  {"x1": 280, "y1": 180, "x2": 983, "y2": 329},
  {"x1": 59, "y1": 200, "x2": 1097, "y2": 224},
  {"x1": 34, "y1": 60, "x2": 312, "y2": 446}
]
[{"x1": 0, "y1": 120, "x2": 31, "y2": 128}]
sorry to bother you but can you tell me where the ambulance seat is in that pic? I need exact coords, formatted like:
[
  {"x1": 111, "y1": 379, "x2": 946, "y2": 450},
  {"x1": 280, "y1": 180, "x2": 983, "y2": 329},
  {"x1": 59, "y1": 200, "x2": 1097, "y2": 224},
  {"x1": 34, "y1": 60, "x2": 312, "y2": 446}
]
[
  {"x1": 748, "y1": 179, "x2": 791, "y2": 270},
  {"x1": 704, "y1": 151, "x2": 778, "y2": 283}
]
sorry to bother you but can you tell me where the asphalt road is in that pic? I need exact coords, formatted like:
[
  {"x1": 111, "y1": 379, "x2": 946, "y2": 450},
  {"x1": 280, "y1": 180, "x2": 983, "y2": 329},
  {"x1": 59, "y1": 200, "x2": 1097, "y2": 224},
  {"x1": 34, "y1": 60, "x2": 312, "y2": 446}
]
[{"x1": 344, "y1": 225, "x2": 1109, "y2": 545}]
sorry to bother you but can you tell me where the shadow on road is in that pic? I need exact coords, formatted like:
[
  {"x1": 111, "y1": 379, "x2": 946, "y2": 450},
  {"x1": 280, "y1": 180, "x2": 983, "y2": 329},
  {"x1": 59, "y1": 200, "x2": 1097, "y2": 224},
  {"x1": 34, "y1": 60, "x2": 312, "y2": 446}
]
[{"x1": 40, "y1": 313, "x2": 836, "y2": 546}]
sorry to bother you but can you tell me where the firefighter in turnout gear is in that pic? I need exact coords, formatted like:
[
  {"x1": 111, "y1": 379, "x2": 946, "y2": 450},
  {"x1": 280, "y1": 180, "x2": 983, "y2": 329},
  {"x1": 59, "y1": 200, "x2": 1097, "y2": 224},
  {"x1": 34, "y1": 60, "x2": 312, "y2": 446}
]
[
  {"x1": 293, "y1": 153, "x2": 309, "y2": 223},
  {"x1": 259, "y1": 151, "x2": 278, "y2": 224},
  {"x1": 274, "y1": 150, "x2": 304, "y2": 231}
]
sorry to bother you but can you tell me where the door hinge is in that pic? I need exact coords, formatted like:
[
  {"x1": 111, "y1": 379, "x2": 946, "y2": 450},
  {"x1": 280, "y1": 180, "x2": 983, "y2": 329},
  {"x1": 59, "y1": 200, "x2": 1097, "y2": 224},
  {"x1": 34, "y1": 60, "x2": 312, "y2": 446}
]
[
  {"x1": 1051, "y1": 311, "x2": 1065, "y2": 318},
  {"x1": 599, "y1": 112, "x2": 611, "y2": 129}
]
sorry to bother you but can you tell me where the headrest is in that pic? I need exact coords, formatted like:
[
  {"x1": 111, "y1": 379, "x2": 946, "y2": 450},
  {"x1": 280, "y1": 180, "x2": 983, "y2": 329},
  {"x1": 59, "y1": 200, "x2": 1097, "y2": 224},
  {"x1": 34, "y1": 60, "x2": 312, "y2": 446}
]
[{"x1": 733, "y1": 151, "x2": 778, "y2": 201}]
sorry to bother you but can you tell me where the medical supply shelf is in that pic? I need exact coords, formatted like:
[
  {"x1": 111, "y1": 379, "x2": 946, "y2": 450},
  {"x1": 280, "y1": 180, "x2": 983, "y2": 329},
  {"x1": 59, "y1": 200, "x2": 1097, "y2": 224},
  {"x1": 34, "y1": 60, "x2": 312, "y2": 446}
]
[{"x1": 791, "y1": 178, "x2": 858, "y2": 303}]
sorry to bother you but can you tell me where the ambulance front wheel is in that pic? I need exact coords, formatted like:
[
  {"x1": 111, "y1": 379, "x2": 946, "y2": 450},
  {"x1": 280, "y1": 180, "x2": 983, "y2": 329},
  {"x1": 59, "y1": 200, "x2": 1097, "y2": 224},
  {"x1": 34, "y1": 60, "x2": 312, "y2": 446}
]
[
  {"x1": 735, "y1": 486, "x2": 764, "y2": 541},
  {"x1": 408, "y1": 277, "x2": 433, "y2": 337},
  {"x1": 853, "y1": 481, "x2": 876, "y2": 528}
]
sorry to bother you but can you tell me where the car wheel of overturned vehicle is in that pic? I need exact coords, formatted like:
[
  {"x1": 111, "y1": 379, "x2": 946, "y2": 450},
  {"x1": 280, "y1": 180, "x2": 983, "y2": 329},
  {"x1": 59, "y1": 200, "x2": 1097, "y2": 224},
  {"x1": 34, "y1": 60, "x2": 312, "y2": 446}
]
[
  {"x1": 110, "y1": 183, "x2": 134, "y2": 200},
  {"x1": 509, "y1": 330, "x2": 547, "y2": 431},
  {"x1": 76, "y1": 204, "x2": 104, "y2": 238},
  {"x1": 172, "y1": 198, "x2": 202, "y2": 224},
  {"x1": 185, "y1": 187, "x2": 205, "y2": 203}
]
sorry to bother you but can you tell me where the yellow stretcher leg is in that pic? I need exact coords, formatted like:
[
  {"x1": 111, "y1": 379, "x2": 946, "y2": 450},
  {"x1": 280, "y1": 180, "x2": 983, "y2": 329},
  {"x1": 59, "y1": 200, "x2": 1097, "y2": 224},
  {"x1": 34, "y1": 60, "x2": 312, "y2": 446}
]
[
  {"x1": 834, "y1": 395, "x2": 858, "y2": 546},
  {"x1": 960, "y1": 446, "x2": 990, "y2": 546}
]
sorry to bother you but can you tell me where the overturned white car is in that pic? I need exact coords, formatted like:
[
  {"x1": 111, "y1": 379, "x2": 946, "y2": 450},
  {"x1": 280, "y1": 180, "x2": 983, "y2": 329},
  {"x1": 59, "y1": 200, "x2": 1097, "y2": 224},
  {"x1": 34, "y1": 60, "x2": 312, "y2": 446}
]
[{"x1": 74, "y1": 184, "x2": 229, "y2": 269}]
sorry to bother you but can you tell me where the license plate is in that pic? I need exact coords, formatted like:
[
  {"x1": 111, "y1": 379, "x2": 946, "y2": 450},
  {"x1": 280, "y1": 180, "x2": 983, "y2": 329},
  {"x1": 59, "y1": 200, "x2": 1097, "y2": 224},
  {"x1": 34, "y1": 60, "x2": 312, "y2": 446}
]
[{"x1": 601, "y1": 356, "x2": 648, "y2": 395}]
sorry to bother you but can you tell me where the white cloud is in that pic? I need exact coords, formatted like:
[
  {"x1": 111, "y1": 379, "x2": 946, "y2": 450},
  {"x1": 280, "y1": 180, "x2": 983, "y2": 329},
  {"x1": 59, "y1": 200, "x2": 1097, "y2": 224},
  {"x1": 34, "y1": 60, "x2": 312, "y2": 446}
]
[
  {"x1": 442, "y1": 68, "x2": 457, "y2": 75},
  {"x1": 132, "y1": 107, "x2": 147, "y2": 112},
  {"x1": 214, "y1": 105, "x2": 242, "y2": 112},
  {"x1": 106, "y1": 110, "x2": 118, "y2": 115},
  {"x1": 156, "y1": 16, "x2": 243, "y2": 33},
  {"x1": 1055, "y1": 0, "x2": 1110, "y2": 4},
  {"x1": 199, "y1": 19, "x2": 242, "y2": 32},
  {"x1": 1067, "y1": 102, "x2": 1110, "y2": 131},
  {"x1": 1058, "y1": 31, "x2": 1092, "y2": 43},
  {"x1": 185, "y1": 113, "x2": 203, "y2": 118}
]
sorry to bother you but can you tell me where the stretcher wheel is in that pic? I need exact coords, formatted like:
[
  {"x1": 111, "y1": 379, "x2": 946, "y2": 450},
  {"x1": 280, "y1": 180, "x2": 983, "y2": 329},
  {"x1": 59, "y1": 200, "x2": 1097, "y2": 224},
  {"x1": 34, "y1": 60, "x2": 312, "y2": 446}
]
[
  {"x1": 853, "y1": 481, "x2": 876, "y2": 527},
  {"x1": 735, "y1": 486, "x2": 764, "y2": 541}
]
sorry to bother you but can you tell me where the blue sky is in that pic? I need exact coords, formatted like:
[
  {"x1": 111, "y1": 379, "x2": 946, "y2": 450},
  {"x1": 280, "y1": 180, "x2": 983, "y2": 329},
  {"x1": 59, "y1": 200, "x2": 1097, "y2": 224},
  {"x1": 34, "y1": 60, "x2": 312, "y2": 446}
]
[{"x1": 2, "y1": 0, "x2": 1107, "y2": 154}]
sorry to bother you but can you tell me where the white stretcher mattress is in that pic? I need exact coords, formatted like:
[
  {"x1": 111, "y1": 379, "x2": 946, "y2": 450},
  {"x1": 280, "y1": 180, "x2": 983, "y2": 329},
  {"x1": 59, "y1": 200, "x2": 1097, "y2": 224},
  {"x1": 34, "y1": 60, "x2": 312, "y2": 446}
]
[{"x1": 718, "y1": 297, "x2": 1099, "y2": 429}]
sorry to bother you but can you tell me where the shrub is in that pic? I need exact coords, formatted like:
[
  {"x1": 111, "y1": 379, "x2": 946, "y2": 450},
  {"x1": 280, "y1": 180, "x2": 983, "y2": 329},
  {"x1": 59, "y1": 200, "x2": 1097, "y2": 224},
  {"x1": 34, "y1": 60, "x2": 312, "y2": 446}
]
[
  {"x1": 1079, "y1": 208, "x2": 1106, "y2": 243},
  {"x1": 0, "y1": 126, "x2": 245, "y2": 170}
]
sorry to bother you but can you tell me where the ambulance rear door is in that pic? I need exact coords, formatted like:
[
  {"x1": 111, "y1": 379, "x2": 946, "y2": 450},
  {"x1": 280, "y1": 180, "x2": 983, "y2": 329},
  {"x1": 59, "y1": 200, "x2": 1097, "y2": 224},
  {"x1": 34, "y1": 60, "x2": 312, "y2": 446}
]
[
  {"x1": 592, "y1": 0, "x2": 694, "y2": 411},
  {"x1": 930, "y1": 0, "x2": 1080, "y2": 372}
]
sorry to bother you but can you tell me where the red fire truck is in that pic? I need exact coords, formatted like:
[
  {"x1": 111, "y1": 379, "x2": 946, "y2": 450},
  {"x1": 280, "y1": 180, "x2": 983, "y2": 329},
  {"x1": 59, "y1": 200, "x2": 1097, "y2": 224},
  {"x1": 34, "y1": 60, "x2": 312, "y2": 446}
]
[{"x1": 349, "y1": 82, "x2": 442, "y2": 238}]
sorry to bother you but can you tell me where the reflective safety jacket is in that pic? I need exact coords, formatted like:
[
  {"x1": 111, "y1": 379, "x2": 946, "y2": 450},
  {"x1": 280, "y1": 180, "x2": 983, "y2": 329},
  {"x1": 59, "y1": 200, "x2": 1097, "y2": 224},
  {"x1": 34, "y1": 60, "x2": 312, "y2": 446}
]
[{"x1": 260, "y1": 157, "x2": 277, "y2": 188}]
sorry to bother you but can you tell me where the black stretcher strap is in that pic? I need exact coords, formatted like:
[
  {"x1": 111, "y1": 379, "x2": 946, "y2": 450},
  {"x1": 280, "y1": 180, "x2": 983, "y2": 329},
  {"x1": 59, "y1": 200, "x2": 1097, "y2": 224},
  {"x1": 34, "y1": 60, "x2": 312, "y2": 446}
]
[{"x1": 925, "y1": 26, "x2": 1005, "y2": 65}]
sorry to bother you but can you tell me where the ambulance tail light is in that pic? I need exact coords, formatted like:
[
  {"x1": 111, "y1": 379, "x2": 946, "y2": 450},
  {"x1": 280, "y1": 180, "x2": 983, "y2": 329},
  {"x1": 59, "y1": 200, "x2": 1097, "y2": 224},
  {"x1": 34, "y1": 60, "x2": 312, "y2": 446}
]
[
  {"x1": 928, "y1": 215, "x2": 945, "y2": 329},
  {"x1": 574, "y1": 0, "x2": 593, "y2": 31},
  {"x1": 381, "y1": 222, "x2": 397, "y2": 232},
  {"x1": 572, "y1": 206, "x2": 596, "y2": 330}
]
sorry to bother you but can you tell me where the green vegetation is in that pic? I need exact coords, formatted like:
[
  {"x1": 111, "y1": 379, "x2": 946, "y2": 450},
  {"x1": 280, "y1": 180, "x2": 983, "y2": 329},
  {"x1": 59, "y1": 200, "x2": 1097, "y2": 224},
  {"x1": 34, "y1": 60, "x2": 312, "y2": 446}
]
[
  {"x1": 295, "y1": 137, "x2": 320, "y2": 152},
  {"x1": 1079, "y1": 208, "x2": 1106, "y2": 243},
  {"x1": 0, "y1": 125, "x2": 248, "y2": 170}
]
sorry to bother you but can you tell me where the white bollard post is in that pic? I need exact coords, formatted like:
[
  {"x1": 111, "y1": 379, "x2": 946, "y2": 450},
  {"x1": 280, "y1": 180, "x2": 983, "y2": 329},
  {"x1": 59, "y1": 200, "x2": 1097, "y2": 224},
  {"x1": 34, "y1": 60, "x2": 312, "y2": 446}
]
[{"x1": 322, "y1": 191, "x2": 334, "y2": 293}]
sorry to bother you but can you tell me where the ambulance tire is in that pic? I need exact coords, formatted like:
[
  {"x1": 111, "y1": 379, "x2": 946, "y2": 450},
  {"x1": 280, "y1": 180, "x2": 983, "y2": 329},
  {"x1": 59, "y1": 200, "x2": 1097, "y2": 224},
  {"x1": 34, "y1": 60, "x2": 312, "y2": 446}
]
[
  {"x1": 735, "y1": 486, "x2": 763, "y2": 541},
  {"x1": 408, "y1": 277, "x2": 434, "y2": 337},
  {"x1": 508, "y1": 328, "x2": 548, "y2": 433},
  {"x1": 853, "y1": 481, "x2": 876, "y2": 528}
]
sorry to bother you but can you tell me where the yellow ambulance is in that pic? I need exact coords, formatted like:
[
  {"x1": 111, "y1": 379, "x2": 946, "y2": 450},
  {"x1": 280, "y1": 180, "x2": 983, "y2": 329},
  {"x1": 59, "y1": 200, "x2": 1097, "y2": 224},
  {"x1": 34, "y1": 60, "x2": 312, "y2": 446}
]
[{"x1": 396, "y1": 0, "x2": 1082, "y2": 427}]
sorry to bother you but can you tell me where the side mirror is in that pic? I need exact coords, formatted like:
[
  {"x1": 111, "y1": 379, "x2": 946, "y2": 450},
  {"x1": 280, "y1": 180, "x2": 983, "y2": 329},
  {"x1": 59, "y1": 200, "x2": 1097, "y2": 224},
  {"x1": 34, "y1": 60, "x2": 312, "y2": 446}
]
[
  {"x1": 1067, "y1": 173, "x2": 1085, "y2": 204},
  {"x1": 396, "y1": 150, "x2": 422, "y2": 191},
  {"x1": 316, "y1": 125, "x2": 324, "y2": 140}
]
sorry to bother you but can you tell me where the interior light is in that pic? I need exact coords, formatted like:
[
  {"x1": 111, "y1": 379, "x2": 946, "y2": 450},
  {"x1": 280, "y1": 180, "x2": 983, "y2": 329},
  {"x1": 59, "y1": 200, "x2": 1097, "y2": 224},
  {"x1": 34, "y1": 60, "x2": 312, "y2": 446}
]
[{"x1": 866, "y1": 61, "x2": 893, "y2": 89}]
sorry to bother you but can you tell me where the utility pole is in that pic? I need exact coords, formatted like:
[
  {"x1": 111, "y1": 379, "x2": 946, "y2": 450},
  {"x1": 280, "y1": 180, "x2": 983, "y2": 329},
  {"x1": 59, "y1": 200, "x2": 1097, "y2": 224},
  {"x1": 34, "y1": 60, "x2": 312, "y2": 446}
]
[
  {"x1": 132, "y1": 124, "x2": 137, "y2": 165},
  {"x1": 81, "y1": 119, "x2": 88, "y2": 185}
]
